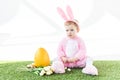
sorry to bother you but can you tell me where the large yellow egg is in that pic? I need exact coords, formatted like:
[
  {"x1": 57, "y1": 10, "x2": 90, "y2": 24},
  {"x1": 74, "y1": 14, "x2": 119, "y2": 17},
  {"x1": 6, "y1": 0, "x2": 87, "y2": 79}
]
[{"x1": 34, "y1": 48, "x2": 50, "y2": 67}]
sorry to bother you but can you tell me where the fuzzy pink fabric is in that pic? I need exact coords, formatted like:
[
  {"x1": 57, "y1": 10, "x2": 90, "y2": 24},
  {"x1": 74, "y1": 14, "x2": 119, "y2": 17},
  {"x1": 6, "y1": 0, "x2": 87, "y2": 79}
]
[
  {"x1": 51, "y1": 60, "x2": 65, "y2": 73},
  {"x1": 57, "y1": 36, "x2": 87, "y2": 67},
  {"x1": 82, "y1": 65, "x2": 98, "y2": 75},
  {"x1": 53, "y1": 36, "x2": 98, "y2": 75}
]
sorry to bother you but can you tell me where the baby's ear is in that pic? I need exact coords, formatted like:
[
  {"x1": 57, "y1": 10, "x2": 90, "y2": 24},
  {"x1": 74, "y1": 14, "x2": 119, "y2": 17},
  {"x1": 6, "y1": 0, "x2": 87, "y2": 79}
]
[
  {"x1": 66, "y1": 5, "x2": 74, "y2": 20},
  {"x1": 57, "y1": 7, "x2": 68, "y2": 21}
]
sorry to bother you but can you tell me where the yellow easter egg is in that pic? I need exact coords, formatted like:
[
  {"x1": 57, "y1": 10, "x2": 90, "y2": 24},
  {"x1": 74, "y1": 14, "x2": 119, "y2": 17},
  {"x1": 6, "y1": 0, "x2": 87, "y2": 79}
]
[{"x1": 34, "y1": 48, "x2": 50, "y2": 67}]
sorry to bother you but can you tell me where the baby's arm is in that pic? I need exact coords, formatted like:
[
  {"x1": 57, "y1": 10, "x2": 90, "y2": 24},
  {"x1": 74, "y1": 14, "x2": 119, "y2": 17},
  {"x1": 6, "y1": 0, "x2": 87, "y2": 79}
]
[
  {"x1": 74, "y1": 38, "x2": 86, "y2": 61},
  {"x1": 57, "y1": 38, "x2": 68, "y2": 63},
  {"x1": 58, "y1": 48, "x2": 68, "y2": 63}
]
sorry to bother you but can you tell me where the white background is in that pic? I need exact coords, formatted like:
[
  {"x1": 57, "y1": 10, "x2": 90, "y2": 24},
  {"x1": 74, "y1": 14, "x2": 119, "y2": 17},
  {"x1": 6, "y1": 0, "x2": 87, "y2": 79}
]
[{"x1": 0, "y1": 0, "x2": 120, "y2": 61}]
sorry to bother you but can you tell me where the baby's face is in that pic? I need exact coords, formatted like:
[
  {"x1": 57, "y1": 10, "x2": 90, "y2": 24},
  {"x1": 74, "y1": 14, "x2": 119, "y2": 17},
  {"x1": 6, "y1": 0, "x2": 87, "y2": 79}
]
[{"x1": 65, "y1": 25, "x2": 78, "y2": 38}]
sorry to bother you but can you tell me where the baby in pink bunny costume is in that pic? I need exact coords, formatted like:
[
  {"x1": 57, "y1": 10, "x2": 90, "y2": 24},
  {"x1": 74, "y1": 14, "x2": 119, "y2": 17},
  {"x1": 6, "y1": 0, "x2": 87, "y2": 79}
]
[
  {"x1": 57, "y1": 20, "x2": 86, "y2": 68},
  {"x1": 52, "y1": 5, "x2": 98, "y2": 75}
]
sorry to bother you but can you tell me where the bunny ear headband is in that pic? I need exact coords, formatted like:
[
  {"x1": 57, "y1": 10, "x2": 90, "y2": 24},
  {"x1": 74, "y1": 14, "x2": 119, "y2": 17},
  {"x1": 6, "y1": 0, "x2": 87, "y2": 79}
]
[{"x1": 57, "y1": 5, "x2": 79, "y2": 25}]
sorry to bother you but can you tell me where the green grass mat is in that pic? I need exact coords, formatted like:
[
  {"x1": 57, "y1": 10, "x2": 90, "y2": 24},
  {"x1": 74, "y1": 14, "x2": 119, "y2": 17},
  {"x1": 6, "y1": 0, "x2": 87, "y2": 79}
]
[{"x1": 0, "y1": 61, "x2": 120, "y2": 80}]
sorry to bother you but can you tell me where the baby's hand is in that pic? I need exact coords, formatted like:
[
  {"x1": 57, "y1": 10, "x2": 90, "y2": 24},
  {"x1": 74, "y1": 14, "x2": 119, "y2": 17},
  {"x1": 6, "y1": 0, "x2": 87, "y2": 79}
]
[
  {"x1": 68, "y1": 57, "x2": 78, "y2": 63},
  {"x1": 61, "y1": 57, "x2": 68, "y2": 63}
]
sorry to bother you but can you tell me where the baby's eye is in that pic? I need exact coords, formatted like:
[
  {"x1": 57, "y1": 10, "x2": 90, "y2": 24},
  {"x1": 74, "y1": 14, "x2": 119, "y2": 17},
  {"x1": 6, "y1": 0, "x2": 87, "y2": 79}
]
[
  {"x1": 66, "y1": 30, "x2": 69, "y2": 32},
  {"x1": 70, "y1": 29, "x2": 74, "y2": 31}
]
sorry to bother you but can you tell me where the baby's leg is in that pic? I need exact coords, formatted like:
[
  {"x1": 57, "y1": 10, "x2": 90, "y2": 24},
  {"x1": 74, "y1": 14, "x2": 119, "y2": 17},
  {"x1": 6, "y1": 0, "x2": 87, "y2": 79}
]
[
  {"x1": 52, "y1": 57, "x2": 65, "y2": 73},
  {"x1": 75, "y1": 59, "x2": 86, "y2": 68},
  {"x1": 82, "y1": 57, "x2": 98, "y2": 75}
]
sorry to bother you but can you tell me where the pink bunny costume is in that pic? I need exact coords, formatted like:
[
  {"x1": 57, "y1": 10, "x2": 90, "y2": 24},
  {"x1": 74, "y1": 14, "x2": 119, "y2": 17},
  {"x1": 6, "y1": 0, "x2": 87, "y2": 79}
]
[
  {"x1": 52, "y1": 5, "x2": 98, "y2": 75},
  {"x1": 57, "y1": 36, "x2": 87, "y2": 68}
]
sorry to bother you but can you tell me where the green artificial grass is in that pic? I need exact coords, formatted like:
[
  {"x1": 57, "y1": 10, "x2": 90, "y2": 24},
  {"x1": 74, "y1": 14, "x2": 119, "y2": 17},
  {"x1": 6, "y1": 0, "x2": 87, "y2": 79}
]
[{"x1": 0, "y1": 61, "x2": 120, "y2": 80}]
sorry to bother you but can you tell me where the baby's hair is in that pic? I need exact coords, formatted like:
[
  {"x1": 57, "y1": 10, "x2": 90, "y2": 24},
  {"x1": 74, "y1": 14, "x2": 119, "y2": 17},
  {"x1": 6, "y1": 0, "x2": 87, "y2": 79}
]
[{"x1": 64, "y1": 20, "x2": 80, "y2": 32}]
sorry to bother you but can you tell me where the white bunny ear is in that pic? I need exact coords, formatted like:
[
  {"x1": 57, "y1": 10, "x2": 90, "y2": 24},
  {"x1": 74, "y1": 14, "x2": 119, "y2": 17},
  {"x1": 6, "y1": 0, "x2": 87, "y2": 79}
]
[
  {"x1": 66, "y1": 5, "x2": 74, "y2": 20},
  {"x1": 57, "y1": 7, "x2": 68, "y2": 21}
]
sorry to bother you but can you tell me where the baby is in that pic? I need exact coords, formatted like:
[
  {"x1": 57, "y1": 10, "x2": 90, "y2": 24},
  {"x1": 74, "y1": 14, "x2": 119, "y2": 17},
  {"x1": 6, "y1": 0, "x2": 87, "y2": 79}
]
[{"x1": 52, "y1": 5, "x2": 98, "y2": 75}]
